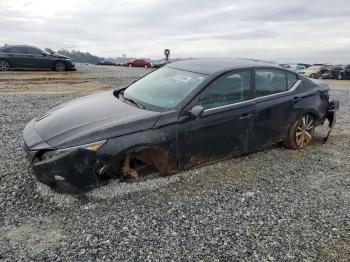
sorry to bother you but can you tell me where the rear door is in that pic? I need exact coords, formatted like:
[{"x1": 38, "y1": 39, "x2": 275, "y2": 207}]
[
  {"x1": 1, "y1": 47, "x2": 28, "y2": 68},
  {"x1": 250, "y1": 68, "x2": 300, "y2": 150},
  {"x1": 178, "y1": 69, "x2": 255, "y2": 166}
]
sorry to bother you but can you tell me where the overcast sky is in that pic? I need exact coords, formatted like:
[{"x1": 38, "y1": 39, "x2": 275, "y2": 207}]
[{"x1": 1, "y1": 0, "x2": 350, "y2": 63}]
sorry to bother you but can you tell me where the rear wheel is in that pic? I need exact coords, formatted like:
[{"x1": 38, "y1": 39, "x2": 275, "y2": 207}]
[
  {"x1": 54, "y1": 61, "x2": 66, "y2": 71},
  {"x1": 337, "y1": 73, "x2": 343, "y2": 80},
  {"x1": 144, "y1": 64, "x2": 148, "y2": 69},
  {"x1": 284, "y1": 114, "x2": 315, "y2": 150},
  {"x1": 128, "y1": 64, "x2": 132, "y2": 67},
  {"x1": 0, "y1": 59, "x2": 10, "y2": 71}
]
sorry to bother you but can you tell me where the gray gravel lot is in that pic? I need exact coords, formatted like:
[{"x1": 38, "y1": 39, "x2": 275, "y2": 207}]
[{"x1": 0, "y1": 74, "x2": 349, "y2": 261}]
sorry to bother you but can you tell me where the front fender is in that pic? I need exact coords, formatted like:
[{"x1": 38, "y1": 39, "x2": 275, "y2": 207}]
[{"x1": 98, "y1": 125, "x2": 178, "y2": 166}]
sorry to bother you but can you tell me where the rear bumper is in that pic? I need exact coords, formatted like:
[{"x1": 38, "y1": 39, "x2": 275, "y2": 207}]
[{"x1": 323, "y1": 100, "x2": 339, "y2": 143}]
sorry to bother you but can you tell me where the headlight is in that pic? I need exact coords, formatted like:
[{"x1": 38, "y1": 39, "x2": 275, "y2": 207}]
[{"x1": 41, "y1": 140, "x2": 106, "y2": 160}]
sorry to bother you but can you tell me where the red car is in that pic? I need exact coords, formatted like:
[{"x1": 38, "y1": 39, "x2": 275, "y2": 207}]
[{"x1": 124, "y1": 59, "x2": 152, "y2": 68}]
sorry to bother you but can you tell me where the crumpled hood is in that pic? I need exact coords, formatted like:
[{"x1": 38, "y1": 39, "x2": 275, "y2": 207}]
[{"x1": 33, "y1": 91, "x2": 161, "y2": 149}]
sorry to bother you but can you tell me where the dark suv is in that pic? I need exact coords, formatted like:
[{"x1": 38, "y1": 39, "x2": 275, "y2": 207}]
[{"x1": 0, "y1": 45, "x2": 75, "y2": 71}]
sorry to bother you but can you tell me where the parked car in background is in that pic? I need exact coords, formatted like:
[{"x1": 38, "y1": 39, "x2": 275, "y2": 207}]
[
  {"x1": 279, "y1": 63, "x2": 309, "y2": 73},
  {"x1": 279, "y1": 63, "x2": 291, "y2": 69},
  {"x1": 298, "y1": 63, "x2": 311, "y2": 69},
  {"x1": 0, "y1": 45, "x2": 75, "y2": 71},
  {"x1": 326, "y1": 64, "x2": 350, "y2": 80},
  {"x1": 23, "y1": 59, "x2": 338, "y2": 192},
  {"x1": 153, "y1": 61, "x2": 170, "y2": 69},
  {"x1": 123, "y1": 59, "x2": 152, "y2": 68},
  {"x1": 96, "y1": 60, "x2": 117, "y2": 66},
  {"x1": 299, "y1": 65, "x2": 328, "y2": 79},
  {"x1": 289, "y1": 64, "x2": 306, "y2": 73}
]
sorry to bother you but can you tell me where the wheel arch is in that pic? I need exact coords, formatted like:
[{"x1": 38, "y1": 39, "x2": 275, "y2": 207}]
[
  {"x1": 107, "y1": 143, "x2": 173, "y2": 177},
  {"x1": 299, "y1": 109, "x2": 324, "y2": 125}
]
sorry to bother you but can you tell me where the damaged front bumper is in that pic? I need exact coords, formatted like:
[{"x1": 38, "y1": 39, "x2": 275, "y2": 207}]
[
  {"x1": 23, "y1": 120, "x2": 108, "y2": 193},
  {"x1": 323, "y1": 100, "x2": 339, "y2": 143},
  {"x1": 31, "y1": 148, "x2": 101, "y2": 193}
]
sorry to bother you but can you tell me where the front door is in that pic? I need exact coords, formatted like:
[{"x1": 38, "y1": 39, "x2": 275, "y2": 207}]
[
  {"x1": 177, "y1": 69, "x2": 255, "y2": 167},
  {"x1": 25, "y1": 47, "x2": 52, "y2": 69}
]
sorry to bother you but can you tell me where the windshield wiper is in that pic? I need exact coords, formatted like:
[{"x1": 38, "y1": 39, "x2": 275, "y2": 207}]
[{"x1": 119, "y1": 90, "x2": 145, "y2": 109}]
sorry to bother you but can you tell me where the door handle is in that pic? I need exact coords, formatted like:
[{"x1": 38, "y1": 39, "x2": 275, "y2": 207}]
[
  {"x1": 238, "y1": 113, "x2": 253, "y2": 120},
  {"x1": 293, "y1": 97, "x2": 302, "y2": 102}
]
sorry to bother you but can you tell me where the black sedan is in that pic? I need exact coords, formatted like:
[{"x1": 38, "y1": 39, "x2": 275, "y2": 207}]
[
  {"x1": 326, "y1": 65, "x2": 350, "y2": 80},
  {"x1": 23, "y1": 59, "x2": 338, "y2": 193},
  {"x1": 0, "y1": 45, "x2": 75, "y2": 71},
  {"x1": 96, "y1": 60, "x2": 117, "y2": 66}
]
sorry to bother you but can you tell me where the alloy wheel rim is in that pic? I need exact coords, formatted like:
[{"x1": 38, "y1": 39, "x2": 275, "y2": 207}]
[
  {"x1": 56, "y1": 63, "x2": 65, "y2": 71},
  {"x1": 295, "y1": 115, "x2": 314, "y2": 148},
  {"x1": 0, "y1": 61, "x2": 9, "y2": 70}
]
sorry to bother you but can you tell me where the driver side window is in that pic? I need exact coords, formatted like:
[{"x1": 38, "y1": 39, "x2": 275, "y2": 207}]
[{"x1": 198, "y1": 70, "x2": 251, "y2": 109}]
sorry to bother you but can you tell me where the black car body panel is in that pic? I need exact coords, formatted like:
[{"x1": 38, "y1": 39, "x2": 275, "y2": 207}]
[
  {"x1": 33, "y1": 91, "x2": 161, "y2": 149},
  {"x1": 328, "y1": 65, "x2": 350, "y2": 79},
  {"x1": 96, "y1": 61, "x2": 117, "y2": 66},
  {"x1": 22, "y1": 59, "x2": 338, "y2": 193},
  {"x1": 32, "y1": 149, "x2": 100, "y2": 193},
  {"x1": 0, "y1": 45, "x2": 75, "y2": 71}
]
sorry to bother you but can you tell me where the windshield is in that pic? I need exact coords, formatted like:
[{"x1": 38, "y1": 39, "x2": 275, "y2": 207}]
[{"x1": 123, "y1": 67, "x2": 208, "y2": 111}]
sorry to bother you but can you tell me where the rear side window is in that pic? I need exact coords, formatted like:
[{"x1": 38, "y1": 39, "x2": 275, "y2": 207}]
[
  {"x1": 199, "y1": 70, "x2": 251, "y2": 109},
  {"x1": 255, "y1": 69, "x2": 287, "y2": 97},
  {"x1": 25, "y1": 47, "x2": 42, "y2": 55},
  {"x1": 0, "y1": 47, "x2": 24, "y2": 53},
  {"x1": 286, "y1": 72, "x2": 298, "y2": 89},
  {"x1": 9, "y1": 47, "x2": 26, "y2": 54},
  {"x1": 0, "y1": 48, "x2": 12, "y2": 53}
]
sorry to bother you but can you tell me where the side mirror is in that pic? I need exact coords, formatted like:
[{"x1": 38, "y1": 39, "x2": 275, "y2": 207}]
[{"x1": 190, "y1": 105, "x2": 204, "y2": 119}]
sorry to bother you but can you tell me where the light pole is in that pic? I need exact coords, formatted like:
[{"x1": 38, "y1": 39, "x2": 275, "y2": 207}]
[{"x1": 164, "y1": 49, "x2": 170, "y2": 62}]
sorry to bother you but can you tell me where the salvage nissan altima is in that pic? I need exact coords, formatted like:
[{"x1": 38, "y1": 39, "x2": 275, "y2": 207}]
[{"x1": 23, "y1": 59, "x2": 339, "y2": 193}]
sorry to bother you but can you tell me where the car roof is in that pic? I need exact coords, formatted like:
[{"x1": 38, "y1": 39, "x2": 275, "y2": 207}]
[
  {"x1": 166, "y1": 58, "x2": 280, "y2": 75},
  {"x1": 0, "y1": 44, "x2": 40, "y2": 50}
]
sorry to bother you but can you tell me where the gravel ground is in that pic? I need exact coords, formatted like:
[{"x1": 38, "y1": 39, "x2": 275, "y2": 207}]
[{"x1": 0, "y1": 75, "x2": 349, "y2": 261}]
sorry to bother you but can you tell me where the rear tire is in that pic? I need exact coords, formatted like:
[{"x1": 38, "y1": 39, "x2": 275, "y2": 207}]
[
  {"x1": 144, "y1": 65, "x2": 148, "y2": 69},
  {"x1": 54, "y1": 61, "x2": 66, "y2": 71},
  {"x1": 0, "y1": 59, "x2": 10, "y2": 71},
  {"x1": 129, "y1": 64, "x2": 132, "y2": 67},
  {"x1": 283, "y1": 114, "x2": 315, "y2": 150},
  {"x1": 337, "y1": 73, "x2": 343, "y2": 80}
]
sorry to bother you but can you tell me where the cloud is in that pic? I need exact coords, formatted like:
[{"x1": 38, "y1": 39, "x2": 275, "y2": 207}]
[{"x1": 0, "y1": 0, "x2": 350, "y2": 63}]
